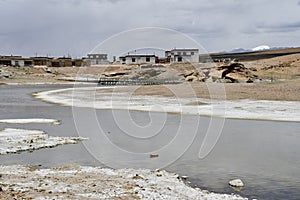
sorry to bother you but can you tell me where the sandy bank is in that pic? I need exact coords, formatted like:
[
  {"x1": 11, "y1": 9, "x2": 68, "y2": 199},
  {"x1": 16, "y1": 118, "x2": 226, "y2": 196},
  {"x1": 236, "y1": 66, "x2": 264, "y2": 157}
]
[{"x1": 113, "y1": 82, "x2": 300, "y2": 101}]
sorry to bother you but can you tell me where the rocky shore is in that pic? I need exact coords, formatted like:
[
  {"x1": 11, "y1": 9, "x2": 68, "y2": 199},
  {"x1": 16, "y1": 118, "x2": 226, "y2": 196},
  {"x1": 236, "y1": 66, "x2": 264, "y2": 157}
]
[{"x1": 0, "y1": 165, "x2": 247, "y2": 200}]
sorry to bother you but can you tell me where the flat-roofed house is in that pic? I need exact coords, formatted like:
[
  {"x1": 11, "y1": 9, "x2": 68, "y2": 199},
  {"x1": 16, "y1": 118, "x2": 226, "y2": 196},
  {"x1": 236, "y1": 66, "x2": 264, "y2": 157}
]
[
  {"x1": 51, "y1": 57, "x2": 73, "y2": 67},
  {"x1": 87, "y1": 54, "x2": 110, "y2": 65},
  {"x1": 119, "y1": 55, "x2": 157, "y2": 65},
  {"x1": 23, "y1": 59, "x2": 33, "y2": 67},
  {"x1": 168, "y1": 48, "x2": 199, "y2": 63},
  {"x1": 72, "y1": 59, "x2": 84, "y2": 67},
  {"x1": 0, "y1": 56, "x2": 33, "y2": 67},
  {"x1": 0, "y1": 57, "x2": 12, "y2": 66},
  {"x1": 0, "y1": 56, "x2": 22, "y2": 66},
  {"x1": 11, "y1": 59, "x2": 25, "y2": 67},
  {"x1": 31, "y1": 57, "x2": 51, "y2": 66}
]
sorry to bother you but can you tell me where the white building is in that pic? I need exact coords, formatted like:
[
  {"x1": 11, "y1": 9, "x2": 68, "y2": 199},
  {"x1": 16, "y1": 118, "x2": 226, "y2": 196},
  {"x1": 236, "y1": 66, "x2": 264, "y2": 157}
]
[
  {"x1": 87, "y1": 54, "x2": 110, "y2": 65},
  {"x1": 11, "y1": 59, "x2": 25, "y2": 67},
  {"x1": 167, "y1": 48, "x2": 199, "y2": 63},
  {"x1": 119, "y1": 55, "x2": 157, "y2": 65}
]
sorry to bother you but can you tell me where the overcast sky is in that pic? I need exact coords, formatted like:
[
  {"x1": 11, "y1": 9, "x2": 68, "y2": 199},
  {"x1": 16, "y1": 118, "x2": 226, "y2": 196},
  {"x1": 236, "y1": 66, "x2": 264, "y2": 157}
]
[{"x1": 0, "y1": 0, "x2": 300, "y2": 58}]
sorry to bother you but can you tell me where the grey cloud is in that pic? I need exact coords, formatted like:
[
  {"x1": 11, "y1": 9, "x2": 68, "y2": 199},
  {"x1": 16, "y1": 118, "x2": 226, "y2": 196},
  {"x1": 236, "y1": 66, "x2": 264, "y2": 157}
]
[
  {"x1": 0, "y1": 0, "x2": 300, "y2": 57},
  {"x1": 257, "y1": 21, "x2": 300, "y2": 33},
  {"x1": 91, "y1": 0, "x2": 123, "y2": 3}
]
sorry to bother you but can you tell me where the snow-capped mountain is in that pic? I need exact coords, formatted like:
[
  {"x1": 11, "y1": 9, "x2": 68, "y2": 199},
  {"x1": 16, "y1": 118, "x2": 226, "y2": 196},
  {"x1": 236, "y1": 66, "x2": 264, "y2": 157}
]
[
  {"x1": 226, "y1": 45, "x2": 287, "y2": 53},
  {"x1": 251, "y1": 45, "x2": 270, "y2": 52},
  {"x1": 229, "y1": 48, "x2": 249, "y2": 53}
]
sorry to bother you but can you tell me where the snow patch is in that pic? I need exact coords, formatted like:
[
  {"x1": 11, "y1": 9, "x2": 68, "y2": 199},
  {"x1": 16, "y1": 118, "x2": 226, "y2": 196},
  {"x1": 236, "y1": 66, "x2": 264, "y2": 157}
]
[
  {"x1": 0, "y1": 128, "x2": 87, "y2": 155},
  {"x1": 252, "y1": 45, "x2": 270, "y2": 51},
  {"x1": 0, "y1": 118, "x2": 60, "y2": 125}
]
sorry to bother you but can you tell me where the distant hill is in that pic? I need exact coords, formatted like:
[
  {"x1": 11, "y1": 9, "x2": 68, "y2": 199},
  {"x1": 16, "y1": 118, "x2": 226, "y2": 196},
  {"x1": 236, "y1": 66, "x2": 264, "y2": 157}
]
[
  {"x1": 227, "y1": 46, "x2": 289, "y2": 54},
  {"x1": 200, "y1": 46, "x2": 300, "y2": 62}
]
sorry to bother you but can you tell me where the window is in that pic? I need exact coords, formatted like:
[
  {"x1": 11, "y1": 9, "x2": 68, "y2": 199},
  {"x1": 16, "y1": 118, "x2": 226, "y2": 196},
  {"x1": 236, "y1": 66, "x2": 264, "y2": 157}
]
[
  {"x1": 122, "y1": 58, "x2": 126, "y2": 62},
  {"x1": 132, "y1": 58, "x2": 136, "y2": 62},
  {"x1": 177, "y1": 56, "x2": 182, "y2": 62},
  {"x1": 191, "y1": 52, "x2": 194, "y2": 55},
  {"x1": 178, "y1": 52, "x2": 181, "y2": 56},
  {"x1": 183, "y1": 52, "x2": 187, "y2": 56},
  {"x1": 146, "y1": 57, "x2": 150, "y2": 62}
]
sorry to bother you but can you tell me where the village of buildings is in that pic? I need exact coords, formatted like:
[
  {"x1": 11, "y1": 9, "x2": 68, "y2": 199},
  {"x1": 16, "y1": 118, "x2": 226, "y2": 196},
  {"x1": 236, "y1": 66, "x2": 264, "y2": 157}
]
[
  {"x1": 0, "y1": 48, "x2": 200, "y2": 67},
  {"x1": 2, "y1": 47, "x2": 299, "y2": 84}
]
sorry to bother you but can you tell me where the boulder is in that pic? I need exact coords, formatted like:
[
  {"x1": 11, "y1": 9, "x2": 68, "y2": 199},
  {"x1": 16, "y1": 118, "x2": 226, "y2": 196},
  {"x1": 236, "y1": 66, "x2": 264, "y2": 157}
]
[
  {"x1": 225, "y1": 73, "x2": 250, "y2": 83},
  {"x1": 1, "y1": 72, "x2": 12, "y2": 79},
  {"x1": 246, "y1": 78, "x2": 254, "y2": 83},
  {"x1": 185, "y1": 75, "x2": 198, "y2": 82},
  {"x1": 192, "y1": 71, "x2": 199, "y2": 76},
  {"x1": 44, "y1": 67, "x2": 52, "y2": 73},
  {"x1": 248, "y1": 67, "x2": 257, "y2": 71},
  {"x1": 198, "y1": 76, "x2": 206, "y2": 82},
  {"x1": 208, "y1": 69, "x2": 222, "y2": 79},
  {"x1": 184, "y1": 70, "x2": 194, "y2": 77},
  {"x1": 213, "y1": 62, "x2": 256, "y2": 83},
  {"x1": 181, "y1": 176, "x2": 189, "y2": 180},
  {"x1": 229, "y1": 179, "x2": 244, "y2": 187},
  {"x1": 197, "y1": 71, "x2": 206, "y2": 78},
  {"x1": 102, "y1": 71, "x2": 128, "y2": 77},
  {"x1": 205, "y1": 76, "x2": 219, "y2": 83},
  {"x1": 202, "y1": 69, "x2": 210, "y2": 76},
  {"x1": 216, "y1": 78, "x2": 232, "y2": 83}
]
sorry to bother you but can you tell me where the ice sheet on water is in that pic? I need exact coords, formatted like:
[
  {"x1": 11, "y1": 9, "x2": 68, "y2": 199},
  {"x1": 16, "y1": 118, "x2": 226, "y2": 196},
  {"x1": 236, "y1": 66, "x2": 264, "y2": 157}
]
[
  {"x1": 0, "y1": 128, "x2": 87, "y2": 155},
  {"x1": 35, "y1": 87, "x2": 300, "y2": 122},
  {"x1": 0, "y1": 118, "x2": 60, "y2": 124}
]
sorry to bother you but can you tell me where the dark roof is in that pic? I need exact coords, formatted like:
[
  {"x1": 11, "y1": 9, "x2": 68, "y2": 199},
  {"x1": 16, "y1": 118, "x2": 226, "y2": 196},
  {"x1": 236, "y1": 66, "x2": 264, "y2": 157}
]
[
  {"x1": 30, "y1": 57, "x2": 51, "y2": 59},
  {"x1": 0, "y1": 55, "x2": 22, "y2": 59}
]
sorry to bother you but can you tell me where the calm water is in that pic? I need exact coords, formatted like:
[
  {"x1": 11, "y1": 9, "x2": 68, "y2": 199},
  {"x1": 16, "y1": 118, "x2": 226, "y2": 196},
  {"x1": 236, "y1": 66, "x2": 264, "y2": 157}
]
[{"x1": 0, "y1": 85, "x2": 299, "y2": 200}]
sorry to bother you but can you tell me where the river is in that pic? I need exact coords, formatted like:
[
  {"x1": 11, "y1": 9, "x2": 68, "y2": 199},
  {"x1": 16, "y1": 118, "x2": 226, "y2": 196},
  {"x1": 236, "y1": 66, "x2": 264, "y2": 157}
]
[{"x1": 0, "y1": 84, "x2": 299, "y2": 200}]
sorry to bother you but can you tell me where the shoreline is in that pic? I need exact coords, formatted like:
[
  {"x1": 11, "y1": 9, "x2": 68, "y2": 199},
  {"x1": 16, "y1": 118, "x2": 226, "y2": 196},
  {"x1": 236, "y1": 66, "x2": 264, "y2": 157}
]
[
  {"x1": 34, "y1": 85, "x2": 300, "y2": 122},
  {"x1": 2, "y1": 80, "x2": 300, "y2": 101},
  {"x1": 0, "y1": 165, "x2": 247, "y2": 200}
]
